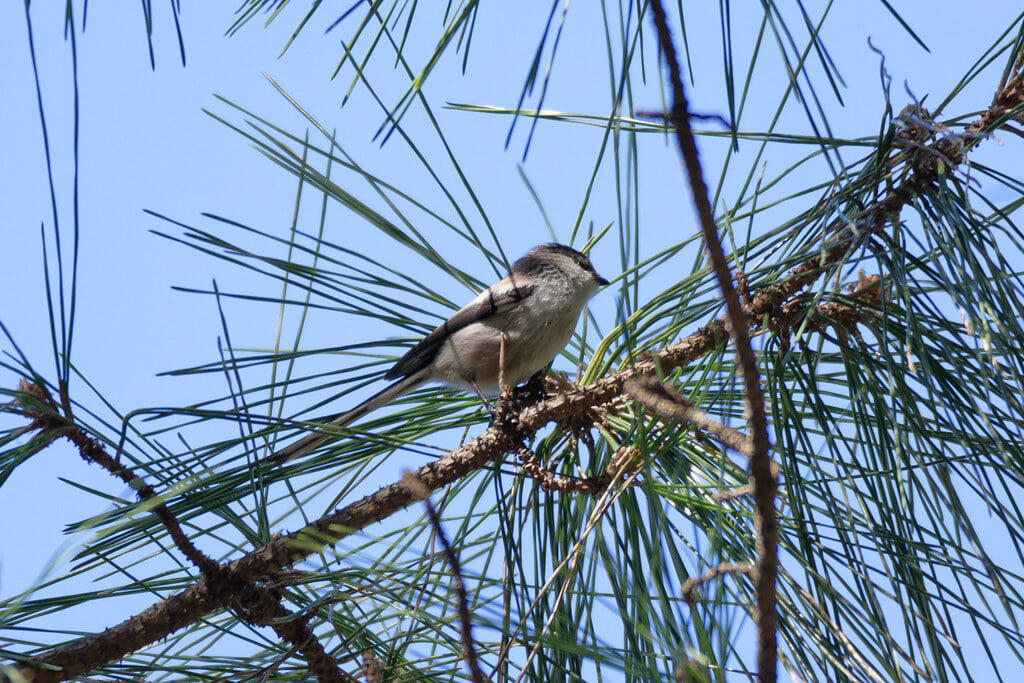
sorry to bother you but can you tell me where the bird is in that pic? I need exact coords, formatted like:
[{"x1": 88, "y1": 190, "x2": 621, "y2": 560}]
[{"x1": 267, "y1": 243, "x2": 609, "y2": 465}]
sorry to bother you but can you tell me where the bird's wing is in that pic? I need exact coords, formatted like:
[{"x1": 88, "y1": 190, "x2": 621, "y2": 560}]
[{"x1": 384, "y1": 275, "x2": 534, "y2": 380}]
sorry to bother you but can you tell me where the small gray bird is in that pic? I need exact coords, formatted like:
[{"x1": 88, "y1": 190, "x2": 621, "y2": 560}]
[{"x1": 269, "y1": 243, "x2": 608, "y2": 464}]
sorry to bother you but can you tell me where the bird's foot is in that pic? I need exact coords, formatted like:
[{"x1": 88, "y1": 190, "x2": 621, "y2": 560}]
[{"x1": 513, "y1": 370, "x2": 549, "y2": 402}]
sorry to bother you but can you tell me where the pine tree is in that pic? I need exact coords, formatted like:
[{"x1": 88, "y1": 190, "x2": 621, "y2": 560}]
[{"x1": 4, "y1": 3, "x2": 1024, "y2": 681}]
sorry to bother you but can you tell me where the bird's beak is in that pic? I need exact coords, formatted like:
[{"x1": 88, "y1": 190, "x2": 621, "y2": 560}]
[{"x1": 596, "y1": 275, "x2": 610, "y2": 287}]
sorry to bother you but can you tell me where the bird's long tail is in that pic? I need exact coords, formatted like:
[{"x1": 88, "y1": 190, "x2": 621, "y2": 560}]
[{"x1": 265, "y1": 374, "x2": 426, "y2": 465}]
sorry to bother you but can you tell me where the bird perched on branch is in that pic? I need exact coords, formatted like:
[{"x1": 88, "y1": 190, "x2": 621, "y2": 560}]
[{"x1": 268, "y1": 243, "x2": 608, "y2": 464}]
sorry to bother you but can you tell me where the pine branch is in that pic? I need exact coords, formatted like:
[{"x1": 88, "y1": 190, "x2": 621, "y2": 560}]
[{"x1": 9, "y1": 32, "x2": 1024, "y2": 683}]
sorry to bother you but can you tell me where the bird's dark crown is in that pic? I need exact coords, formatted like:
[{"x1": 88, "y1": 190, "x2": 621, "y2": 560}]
[{"x1": 512, "y1": 243, "x2": 601, "y2": 280}]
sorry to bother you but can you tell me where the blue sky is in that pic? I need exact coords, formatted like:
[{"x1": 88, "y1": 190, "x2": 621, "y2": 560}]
[{"x1": 3, "y1": 2, "x2": 1023, "y2": 679}]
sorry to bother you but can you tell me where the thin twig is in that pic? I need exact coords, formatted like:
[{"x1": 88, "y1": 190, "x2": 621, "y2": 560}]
[
  {"x1": 405, "y1": 473, "x2": 486, "y2": 683},
  {"x1": 233, "y1": 583, "x2": 350, "y2": 683},
  {"x1": 646, "y1": 2, "x2": 777, "y2": 678},
  {"x1": 508, "y1": 452, "x2": 649, "y2": 682},
  {"x1": 624, "y1": 376, "x2": 754, "y2": 458},
  {"x1": 516, "y1": 447, "x2": 615, "y2": 493},
  {"x1": 16, "y1": 380, "x2": 221, "y2": 577},
  {"x1": 681, "y1": 562, "x2": 754, "y2": 604},
  {"x1": 15, "y1": 381, "x2": 349, "y2": 681},
  {"x1": 714, "y1": 485, "x2": 754, "y2": 502}
]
